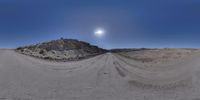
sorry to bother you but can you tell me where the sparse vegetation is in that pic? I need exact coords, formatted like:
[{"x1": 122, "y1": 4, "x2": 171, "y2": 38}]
[{"x1": 116, "y1": 48, "x2": 199, "y2": 63}]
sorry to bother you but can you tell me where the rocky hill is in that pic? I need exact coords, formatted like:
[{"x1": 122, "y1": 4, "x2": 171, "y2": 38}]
[{"x1": 16, "y1": 38, "x2": 107, "y2": 61}]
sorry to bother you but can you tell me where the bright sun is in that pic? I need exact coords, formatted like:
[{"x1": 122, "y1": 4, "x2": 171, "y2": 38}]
[{"x1": 94, "y1": 28, "x2": 105, "y2": 37}]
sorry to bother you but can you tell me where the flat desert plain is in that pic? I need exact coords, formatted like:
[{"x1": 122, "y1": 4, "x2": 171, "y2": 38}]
[{"x1": 0, "y1": 49, "x2": 200, "y2": 100}]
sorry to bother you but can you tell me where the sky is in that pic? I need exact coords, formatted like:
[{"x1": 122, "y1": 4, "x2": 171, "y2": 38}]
[{"x1": 0, "y1": 0, "x2": 200, "y2": 49}]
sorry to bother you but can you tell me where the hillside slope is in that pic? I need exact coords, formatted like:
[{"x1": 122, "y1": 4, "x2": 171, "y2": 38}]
[{"x1": 16, "y1": 38, "x2": 107, "y2": 61}]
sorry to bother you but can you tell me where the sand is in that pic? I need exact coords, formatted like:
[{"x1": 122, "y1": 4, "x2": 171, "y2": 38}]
[{"x1": 0, "y1": 49, "x2": 200, "y2": 100}]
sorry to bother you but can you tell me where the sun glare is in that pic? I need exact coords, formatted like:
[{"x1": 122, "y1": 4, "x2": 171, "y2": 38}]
[{"x1": 94, "y1": 28, "x2": 105, "y2": 37}]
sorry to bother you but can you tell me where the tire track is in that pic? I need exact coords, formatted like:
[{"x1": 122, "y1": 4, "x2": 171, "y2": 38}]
[
  {"x1": 95, "y1": 55, "x2": 110, "y2": 86},
  {"x1": 113, "y1": 54, "x2": 193, "y2": 89}
]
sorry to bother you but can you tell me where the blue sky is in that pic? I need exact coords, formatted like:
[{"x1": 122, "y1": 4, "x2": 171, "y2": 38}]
[{"x1": 0, "y1": 0, "x2": 199, "y2": 49}]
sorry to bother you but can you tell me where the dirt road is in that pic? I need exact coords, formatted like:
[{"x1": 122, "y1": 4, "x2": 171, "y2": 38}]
[{"x1": 0, "y1": 49, "x2": 200, "y2": 100}]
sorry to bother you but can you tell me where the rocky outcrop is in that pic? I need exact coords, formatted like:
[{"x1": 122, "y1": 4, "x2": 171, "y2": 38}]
[{"x1": 16, "y1": 38, "x2": 107, "y2": 61}]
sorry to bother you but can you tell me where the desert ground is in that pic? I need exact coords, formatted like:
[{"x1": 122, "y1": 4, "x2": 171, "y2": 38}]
[{"x1": 0, "y1": 49, "x2": 200, "y2": 100}]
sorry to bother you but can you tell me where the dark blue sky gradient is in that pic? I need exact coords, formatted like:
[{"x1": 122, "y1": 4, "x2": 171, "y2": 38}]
[{"x1": 0, "y1": 0, "x2": 200, "y2": 48}]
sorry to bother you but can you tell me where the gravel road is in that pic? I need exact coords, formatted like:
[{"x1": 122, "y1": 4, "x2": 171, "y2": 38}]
[{"x1": 0, "y1": 49, "x2": 200, "y2": 100}]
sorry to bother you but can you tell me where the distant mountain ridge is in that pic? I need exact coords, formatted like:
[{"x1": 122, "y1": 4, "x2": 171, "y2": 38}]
[{"x1": 16, "y1": 38, "x2": 107, "y2": 61}]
